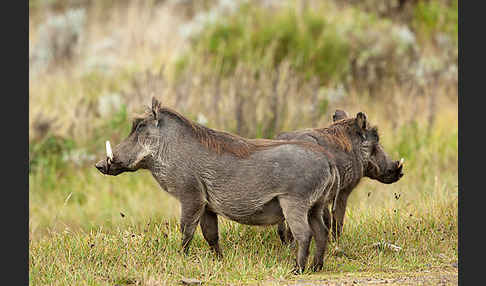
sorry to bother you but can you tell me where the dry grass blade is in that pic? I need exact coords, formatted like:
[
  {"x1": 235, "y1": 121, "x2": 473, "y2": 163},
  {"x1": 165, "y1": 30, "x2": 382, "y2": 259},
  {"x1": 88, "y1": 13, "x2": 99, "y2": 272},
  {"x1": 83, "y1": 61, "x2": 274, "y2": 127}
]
[{"x1": 367, "y1": 241, "x2": 403, "y2": 252}]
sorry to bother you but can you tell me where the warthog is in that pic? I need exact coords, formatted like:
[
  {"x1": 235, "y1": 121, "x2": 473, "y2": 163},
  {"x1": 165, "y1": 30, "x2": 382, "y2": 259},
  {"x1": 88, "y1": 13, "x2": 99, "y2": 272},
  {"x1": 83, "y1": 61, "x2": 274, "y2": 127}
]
[
  {"x1": 96, "y1": 97, "x2": 341, "y2": 272},
  {"x1": 275, "y1": 109, "x2": 404, "y2": 244}
]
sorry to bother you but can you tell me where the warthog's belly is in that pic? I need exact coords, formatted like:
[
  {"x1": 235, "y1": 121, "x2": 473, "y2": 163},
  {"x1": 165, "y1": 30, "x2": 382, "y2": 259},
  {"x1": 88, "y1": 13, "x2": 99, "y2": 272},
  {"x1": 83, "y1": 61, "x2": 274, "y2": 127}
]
[{"x1": 211, "y1": 197, "x2": 285, "y2": 226}]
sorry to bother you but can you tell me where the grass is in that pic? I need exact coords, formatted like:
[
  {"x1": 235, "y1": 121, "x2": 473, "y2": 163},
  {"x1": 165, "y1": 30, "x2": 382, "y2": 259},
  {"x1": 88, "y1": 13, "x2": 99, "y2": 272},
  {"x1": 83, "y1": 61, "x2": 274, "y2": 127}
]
[
  {"x1": 30, "y1": 187, "x2": 457, "y2": 285},
  {"x1": 29, "y1": 183, "x2": 457, "y2": 285}
]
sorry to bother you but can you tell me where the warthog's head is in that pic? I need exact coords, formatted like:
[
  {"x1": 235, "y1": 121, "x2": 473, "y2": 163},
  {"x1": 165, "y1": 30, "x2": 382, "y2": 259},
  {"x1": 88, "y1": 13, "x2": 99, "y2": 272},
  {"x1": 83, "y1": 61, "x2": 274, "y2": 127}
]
[
  {"x1": 337, "y1": 110, "x2": 404, "y2": 184},
  {"x1": 95, "y1": 98, "x2": 164, "y2": 176}
]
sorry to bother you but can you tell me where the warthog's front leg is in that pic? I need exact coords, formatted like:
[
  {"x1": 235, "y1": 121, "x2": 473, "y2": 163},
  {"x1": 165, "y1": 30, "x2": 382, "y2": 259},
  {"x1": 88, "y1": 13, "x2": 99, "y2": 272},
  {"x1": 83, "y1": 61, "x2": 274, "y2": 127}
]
[
  {"x1": 180, "y1": 200, "x2": 205, "y2": 255},
  {"x1": 331, "y1": 194, "x2": 348, "y2": 241},
  {"x1": 200, "y1": 208, "x2": 222, "y2": 258},
  {"x1": 309, "y1": 202, "x2": 330, "y2": 272}
]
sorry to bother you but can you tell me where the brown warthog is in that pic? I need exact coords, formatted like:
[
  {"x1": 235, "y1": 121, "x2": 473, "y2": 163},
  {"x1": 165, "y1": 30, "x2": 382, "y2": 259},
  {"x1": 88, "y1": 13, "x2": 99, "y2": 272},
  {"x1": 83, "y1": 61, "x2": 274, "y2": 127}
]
[
  {"x1": 275, "y1": 109, "x2": 404, "y2": 244},
  {"x1": 95, "y1": 97, "x2": 341, "y2": 272}
]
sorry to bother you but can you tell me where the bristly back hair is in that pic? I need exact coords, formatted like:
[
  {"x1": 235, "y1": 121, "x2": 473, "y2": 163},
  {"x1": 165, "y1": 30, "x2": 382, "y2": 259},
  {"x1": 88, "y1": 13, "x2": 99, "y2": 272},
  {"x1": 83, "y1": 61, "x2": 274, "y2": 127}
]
[
  {"x1": 136, "y1": 105, "x2": 331, "y2": 158},
  {"x1": 315, "y1": 118, "x2": 356, "y2": 153}
]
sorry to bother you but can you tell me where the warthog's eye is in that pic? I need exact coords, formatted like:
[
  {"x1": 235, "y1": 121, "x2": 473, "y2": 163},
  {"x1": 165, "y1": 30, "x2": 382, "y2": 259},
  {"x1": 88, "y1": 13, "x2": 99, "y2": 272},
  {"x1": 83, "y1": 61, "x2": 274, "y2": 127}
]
[
  {"x1": 371, "y1": 145, "x2": 378, "y2": 156},
  {"x1": 370, "y1": 127, "x2": 379, "y2": 142},
  {"x1": 131, "y1": 118, "x2": 143, "y2": 133},
  {"x1": 359, "y1": 132, "x2": 366, "y2": 141},
  {"x1": 136, "y1": 122, "x2": 146, "y2": 131}
]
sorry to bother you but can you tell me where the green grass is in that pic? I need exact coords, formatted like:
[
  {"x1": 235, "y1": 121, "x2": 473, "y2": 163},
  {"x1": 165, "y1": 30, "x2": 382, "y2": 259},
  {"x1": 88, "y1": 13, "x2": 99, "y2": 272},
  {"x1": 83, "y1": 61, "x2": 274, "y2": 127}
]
[{"x1": 29, "y1": 193, "x2": 457, "y2": 285}]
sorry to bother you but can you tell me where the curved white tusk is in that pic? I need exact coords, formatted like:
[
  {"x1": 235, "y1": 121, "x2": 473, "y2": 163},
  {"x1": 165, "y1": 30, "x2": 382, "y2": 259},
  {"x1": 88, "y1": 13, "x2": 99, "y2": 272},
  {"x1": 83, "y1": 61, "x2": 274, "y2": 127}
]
[
  {"x1": 398, "y1": 158, "x2": 404, "y2": 168},
  {"x1": 106, "y1": 141, "x2": 113, "y2": 161}
]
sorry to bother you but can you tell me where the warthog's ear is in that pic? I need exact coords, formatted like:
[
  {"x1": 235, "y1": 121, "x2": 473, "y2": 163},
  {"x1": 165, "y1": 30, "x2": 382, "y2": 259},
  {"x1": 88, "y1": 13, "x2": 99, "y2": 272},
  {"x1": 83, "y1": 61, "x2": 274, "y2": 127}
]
[
  {"x1": 333, "y1": 109, "x2": 349, "y2": 122},
  {"x1": 152, "y1": 97, "x2": 162, "y2": 121},
  {"x1": 356, "y1": 112, "x2": 367, "y2": 130}
]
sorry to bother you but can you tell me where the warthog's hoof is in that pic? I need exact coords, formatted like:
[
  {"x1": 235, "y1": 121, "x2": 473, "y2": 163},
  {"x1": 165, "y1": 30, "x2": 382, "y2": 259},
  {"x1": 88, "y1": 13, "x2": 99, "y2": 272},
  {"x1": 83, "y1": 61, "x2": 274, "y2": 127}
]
[
  {"x1": 179, "y1": 248, "x2": 191, "y2": 256},
  {"x1": 213, "y1": 250, "x2": 223, "y2": 260},
  {"x1": 289, "y1": 240, "x2": 297, "y2": 248},
  {"x1": 208, "y1": 244, "x2": 223, "y2": 260},
  {"x1": 291, "y1": 265, "x2": 305, "y2": 275},
  {"x1": 311, "y1": 262, "x2": 323, "y2": 272}
]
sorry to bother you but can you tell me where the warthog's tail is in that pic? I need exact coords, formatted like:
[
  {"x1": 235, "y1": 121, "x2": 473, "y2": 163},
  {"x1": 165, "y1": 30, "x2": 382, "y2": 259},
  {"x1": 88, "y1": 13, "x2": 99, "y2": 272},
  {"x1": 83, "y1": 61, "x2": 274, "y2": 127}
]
[
  {"x1": 309, "y1": 164, "x2": 340, "y2": 207},
  {"x1": 331, "y1": 165, "x2": 341, "y2": 212}
]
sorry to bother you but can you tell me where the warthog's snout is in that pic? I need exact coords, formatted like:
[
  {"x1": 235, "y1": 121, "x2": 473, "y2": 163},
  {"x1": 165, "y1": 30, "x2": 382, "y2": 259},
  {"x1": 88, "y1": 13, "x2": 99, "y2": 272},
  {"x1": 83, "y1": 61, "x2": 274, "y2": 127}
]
[
  {"x1": 95, "y1": 159, "x2": 108, "y2": 174},
  {"x1": 382, "y1": 158, "x2": 404, "y2": 184},
  {"x1": 95, "y1": 140, "x2": 114, "y2": 175},
  {"x1": 394, "y1": 158, "x2": 404, "y2": 179}
]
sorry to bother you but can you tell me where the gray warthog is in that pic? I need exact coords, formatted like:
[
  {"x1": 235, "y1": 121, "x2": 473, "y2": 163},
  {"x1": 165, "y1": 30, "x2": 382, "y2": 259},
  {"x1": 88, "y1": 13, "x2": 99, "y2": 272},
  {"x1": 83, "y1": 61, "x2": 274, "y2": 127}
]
[
  {"x1": 275, "y1": 109, "x2": 404, "y2": 244},
  {"x1": 95, "y1": 97, "x2": 341, "y2": 272}
]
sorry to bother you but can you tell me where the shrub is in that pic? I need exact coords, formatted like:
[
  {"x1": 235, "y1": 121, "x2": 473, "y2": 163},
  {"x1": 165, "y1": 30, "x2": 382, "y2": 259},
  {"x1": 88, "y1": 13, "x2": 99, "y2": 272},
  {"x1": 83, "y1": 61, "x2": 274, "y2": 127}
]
[
  {"x1": 412, "y1": 0, "x2": 458, "y2": 43},
  {"x1": 177, "y1": 2, "x2": 425, "y2": 94},
  {"x1": 183, "y1": 3, "x2": 352, "y2": 85},
  {"x1": 29, "y1": 135, "x2": 76, "y2": 174},
  {"x1": 30, "y1": 8, "x2": 86, "y2": 75}
]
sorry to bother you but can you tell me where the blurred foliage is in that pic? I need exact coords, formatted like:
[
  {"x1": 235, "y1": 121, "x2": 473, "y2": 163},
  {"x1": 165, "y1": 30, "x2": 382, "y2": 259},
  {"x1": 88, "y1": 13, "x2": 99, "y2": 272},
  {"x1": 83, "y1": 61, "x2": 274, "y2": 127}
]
[
  {"x1": 29, "y1": 135, "x2": 76, "y2": 175},
  {"x1": 29, "y1": 0, "x2": 458, "y2": 153},
  {"x1": 30, "y1": 7, "x2": 86, "y2": 76},
  {"x1": 412, "y1": 0, "x2": 458, "y2": 43},
  {"x1": 93, "y1": 104, "x2": 131, "y2": 143},
  {"x1": 29, "y1": 104, "x2": 131, "y2": 176},
  {"x1": 29, "y1": 0, "x2": 136, "y2": 11},
  {"x1": 175, "y1": 1, "x2": 441, "y2": 92},
  {"x1": 180, "y1": 4, "x2": 352, "y2": 85}
]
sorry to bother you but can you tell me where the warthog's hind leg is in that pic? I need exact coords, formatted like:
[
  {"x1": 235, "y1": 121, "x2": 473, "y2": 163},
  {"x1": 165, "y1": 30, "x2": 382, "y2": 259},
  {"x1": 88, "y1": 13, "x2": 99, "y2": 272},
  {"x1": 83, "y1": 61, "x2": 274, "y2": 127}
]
[
  {"x1": 279, "y1": 196, "x2": 312, "y2": 274},
  {"x1": 309, "y1": 202, "x2": 330, "y2": 272},
  {"x1": 200, "y1": 208, "x2": 223, "y2": 258},
  {"x1": 280, "y1": 206, "x2": 332, "y2": 247}
]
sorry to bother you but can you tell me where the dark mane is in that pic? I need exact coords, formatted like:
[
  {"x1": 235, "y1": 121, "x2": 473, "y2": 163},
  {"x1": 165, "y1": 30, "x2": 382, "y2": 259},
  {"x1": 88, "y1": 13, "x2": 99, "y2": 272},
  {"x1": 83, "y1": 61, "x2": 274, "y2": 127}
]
[
  {"x1": 138, "y1": 106, "x2": 330, "y2": 158},
  {"x1": 314, "y1": 118, "x2": 355, "y2": 153}
]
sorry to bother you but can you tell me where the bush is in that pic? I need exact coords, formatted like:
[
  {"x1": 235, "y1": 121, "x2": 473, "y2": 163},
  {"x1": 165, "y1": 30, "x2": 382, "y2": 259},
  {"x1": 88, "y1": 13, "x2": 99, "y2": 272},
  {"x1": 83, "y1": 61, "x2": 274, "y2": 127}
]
[
  {"x1": 412, "y1": 0, "x2": 458, "y2": 43},
  {"x1": 177, "y1": 2, "x2": 425, "y2": 94},
  {"x1": 183, "y1": 3, "x2": 352, "y2": 85},
  {"x1": 29, "y1": 105, "x2": 131, "y2": 175},
  {"x1": 29, "y1": 135, "x2": 76, "y2": 174},
  {"x1": 30, "y1": 8, "x2": 86, "y2": 75}
]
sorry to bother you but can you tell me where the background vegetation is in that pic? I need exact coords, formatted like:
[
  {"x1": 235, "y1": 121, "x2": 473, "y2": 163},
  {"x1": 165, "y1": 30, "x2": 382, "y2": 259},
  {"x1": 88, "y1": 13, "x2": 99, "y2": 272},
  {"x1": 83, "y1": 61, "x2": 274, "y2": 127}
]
[{"x1": 29, "y1": 0, "x2": 457, "y2": 285}]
